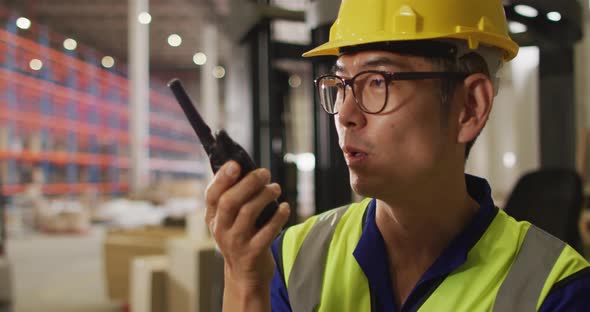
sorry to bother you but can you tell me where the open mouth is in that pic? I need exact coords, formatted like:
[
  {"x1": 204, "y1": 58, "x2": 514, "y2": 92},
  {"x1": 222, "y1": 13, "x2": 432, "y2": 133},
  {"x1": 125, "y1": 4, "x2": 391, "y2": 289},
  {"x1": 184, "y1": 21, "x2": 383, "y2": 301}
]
[
  {"x1": 342, "y1": 144, "x2": 369, "y2": 164},
  {"x1": 345, "y1": 151, "x2": 368, "y2": 164}
]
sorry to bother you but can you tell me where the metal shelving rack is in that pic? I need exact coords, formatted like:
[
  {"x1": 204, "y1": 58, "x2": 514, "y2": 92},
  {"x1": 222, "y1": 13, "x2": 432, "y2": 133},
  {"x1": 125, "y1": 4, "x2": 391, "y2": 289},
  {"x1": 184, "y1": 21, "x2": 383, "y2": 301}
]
[{"x1": 0, "y1": 10, "x2": 206, "y2": 196}]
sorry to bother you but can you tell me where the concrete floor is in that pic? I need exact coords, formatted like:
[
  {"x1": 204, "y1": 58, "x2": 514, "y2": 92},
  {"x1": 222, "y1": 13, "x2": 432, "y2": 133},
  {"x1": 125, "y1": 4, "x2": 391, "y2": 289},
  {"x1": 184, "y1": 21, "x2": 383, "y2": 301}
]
[{"x1": 6, "y1": 227, "x2": 122, "y2": 312}]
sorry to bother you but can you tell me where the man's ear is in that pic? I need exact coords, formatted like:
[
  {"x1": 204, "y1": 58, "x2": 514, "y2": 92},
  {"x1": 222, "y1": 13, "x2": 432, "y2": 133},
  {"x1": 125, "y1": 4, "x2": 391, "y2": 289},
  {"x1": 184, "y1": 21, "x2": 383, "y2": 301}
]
[{"x1": 456, "y1": 73, "x2": 494, "y2": 144}]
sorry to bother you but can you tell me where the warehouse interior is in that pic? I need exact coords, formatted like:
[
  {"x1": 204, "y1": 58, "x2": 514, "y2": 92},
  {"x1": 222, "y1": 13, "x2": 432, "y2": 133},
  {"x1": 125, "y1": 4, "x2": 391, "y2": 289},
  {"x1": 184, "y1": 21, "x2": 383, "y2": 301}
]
[{"x1": 0, "y1": 0, "x2": 589, "y2": 311}]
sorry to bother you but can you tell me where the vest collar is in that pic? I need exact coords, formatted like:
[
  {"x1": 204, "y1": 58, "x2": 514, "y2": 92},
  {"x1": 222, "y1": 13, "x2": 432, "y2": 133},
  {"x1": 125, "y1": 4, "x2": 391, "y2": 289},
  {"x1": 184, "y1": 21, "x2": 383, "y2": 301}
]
[{"x1": 353, "y1": 174, "x2": 499, "y2": 310}]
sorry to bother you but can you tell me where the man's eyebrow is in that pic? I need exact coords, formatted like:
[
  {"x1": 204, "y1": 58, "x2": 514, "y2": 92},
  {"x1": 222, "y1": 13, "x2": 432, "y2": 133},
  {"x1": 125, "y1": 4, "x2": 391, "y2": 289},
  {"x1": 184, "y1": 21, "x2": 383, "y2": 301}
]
[
  {"x1": 331, "y1": 63, "x2": 345, "y2": 73},
  {"x1": 331, "y1": 56, "x2": 411, "y2": 74},
  {"x1": 362, "y1": 57, "x2": 411, "y2": 70}
]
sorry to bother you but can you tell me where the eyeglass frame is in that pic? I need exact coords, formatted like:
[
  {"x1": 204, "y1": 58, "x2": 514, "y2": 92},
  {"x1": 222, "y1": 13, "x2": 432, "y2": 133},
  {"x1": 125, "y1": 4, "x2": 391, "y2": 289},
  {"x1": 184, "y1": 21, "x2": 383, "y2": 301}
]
[{"x1": 314, "y1": 70, "x2": 470, "y2": 115}]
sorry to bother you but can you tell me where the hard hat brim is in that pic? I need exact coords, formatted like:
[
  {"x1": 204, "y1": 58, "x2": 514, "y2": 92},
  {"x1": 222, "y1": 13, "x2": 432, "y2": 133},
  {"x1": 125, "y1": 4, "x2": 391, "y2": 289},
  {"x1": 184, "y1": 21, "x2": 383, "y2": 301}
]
[{"x1": 303, "y1": 33, "x2": 519, "y2": 61}]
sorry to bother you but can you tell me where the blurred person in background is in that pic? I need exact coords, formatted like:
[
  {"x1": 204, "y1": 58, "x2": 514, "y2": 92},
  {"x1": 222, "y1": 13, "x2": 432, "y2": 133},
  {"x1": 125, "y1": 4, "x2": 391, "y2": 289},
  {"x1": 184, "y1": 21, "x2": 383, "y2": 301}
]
[{"x1": 205, "y1": 0, "x2": 590, "y2": 311}]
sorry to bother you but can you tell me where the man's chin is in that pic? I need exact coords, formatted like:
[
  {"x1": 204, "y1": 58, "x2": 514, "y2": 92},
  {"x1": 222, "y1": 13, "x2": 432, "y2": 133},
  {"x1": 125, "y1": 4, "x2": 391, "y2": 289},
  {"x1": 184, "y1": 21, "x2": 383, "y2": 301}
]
[
  {"x1": 349, "y1": 173, "x2": 397, "y2": 200},
  {"x1": 350, "y1": 178, "x2": 375, "y2": 199}
]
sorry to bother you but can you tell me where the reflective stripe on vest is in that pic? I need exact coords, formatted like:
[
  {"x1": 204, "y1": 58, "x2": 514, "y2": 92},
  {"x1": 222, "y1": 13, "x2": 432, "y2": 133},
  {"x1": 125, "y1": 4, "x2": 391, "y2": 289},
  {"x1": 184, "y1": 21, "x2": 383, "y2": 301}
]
[
  {"x1": 492, "y1": 225, "x2": 565, "y2": 312},
  {"x1": 283, "y1": 201, "x2": 588, "y2": 312},
  {"x1": 287, "y1": 204, "x2": 350, "y2": 312}
]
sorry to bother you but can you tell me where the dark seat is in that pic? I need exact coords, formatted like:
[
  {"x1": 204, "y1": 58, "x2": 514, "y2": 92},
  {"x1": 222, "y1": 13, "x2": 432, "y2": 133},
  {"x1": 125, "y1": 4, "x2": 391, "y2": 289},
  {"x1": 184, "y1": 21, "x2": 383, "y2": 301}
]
[{"x1": 503, "y1": 168, "x2": 583, "y2": 251}]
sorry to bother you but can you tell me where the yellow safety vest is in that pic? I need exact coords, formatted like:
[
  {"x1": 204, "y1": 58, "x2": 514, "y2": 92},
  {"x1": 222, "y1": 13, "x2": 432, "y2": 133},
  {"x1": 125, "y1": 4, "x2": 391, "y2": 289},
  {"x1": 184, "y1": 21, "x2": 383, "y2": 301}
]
[{"x1": 279, "y1": 198, "x2": 589, "y2": 311}]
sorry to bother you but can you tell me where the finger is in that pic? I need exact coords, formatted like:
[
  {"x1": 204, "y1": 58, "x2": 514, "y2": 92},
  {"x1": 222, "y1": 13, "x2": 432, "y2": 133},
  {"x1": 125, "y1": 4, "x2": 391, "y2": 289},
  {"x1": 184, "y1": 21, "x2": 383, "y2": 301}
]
[
  {"x1": 205, "y1": 161, "x2": 241, "y2": 225},
  {"x1": 250, "y1": 202, "x2": 291, "y2": 251},
  {"x1": 216, "y1": 168, "x2": 271, "y2": 230},
  {"x1": 231, "y1": 183, "x2": 282, "y2": 236}
]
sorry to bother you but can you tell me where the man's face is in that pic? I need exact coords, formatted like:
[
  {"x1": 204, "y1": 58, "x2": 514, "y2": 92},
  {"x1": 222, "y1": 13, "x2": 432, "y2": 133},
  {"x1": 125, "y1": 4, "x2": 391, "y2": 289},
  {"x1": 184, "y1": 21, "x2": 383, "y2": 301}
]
[{"x1": 334, "y1": 51, "x2": 460, "y2": 199}]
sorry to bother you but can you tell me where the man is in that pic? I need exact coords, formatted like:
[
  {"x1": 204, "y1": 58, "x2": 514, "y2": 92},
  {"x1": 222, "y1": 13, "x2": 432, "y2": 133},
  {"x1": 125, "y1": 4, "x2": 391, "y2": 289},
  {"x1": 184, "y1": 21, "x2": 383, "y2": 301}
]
[{"x1": 205, "y1": 0, "x2": 590, "y2": 311}]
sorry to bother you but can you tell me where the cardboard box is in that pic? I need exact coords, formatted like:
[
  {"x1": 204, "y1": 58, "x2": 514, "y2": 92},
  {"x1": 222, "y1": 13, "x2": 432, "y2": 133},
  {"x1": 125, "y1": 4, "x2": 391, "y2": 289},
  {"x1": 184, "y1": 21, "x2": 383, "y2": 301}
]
[
  {"x1": 0, "y1": 126, "x2": 8, "y2": 150},
  {"x1": 40, "y1": 209, "x2": 90, "y2": 233},
  {"x1": 165, "y1": 180, "x2": 204, "y2": 198},
  {"x1": 130, "y1": 255, "x2": 168, "y2": 312},
  {"x1": 103, "y1": 227, "x2": 185, "y2": 302},
  {"x1": 35, "y1": 198, "x2": 89, "y2": 234},
  {"x1": 24, "y1": 131, "x2": 42, "y2": 153},
  {"x1": 166, "y1": 238, "x2": 224, "y2": 312},
  {"x1": 131, "y1": 179, "x2": 204, "y2": 206}
]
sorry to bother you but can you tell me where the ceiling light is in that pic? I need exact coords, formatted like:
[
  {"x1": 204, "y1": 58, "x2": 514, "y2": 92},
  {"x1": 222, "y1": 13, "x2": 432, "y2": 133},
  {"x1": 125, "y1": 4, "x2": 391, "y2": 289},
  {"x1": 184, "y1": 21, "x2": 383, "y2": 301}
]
[
  {"x1": 212, "y1": 66, "x2": 226, "y2": 79},
  {"x1": 63, "y1": 38, "x2": 77, "y2": 51},
  {"x1": 138, "y1": 12, "x2": 152, "y2": 25},
  {"x1": 547, "y1": 11, "x2": 562, "y2": 22},
  {"x1": 29, "y1": 59, "x2": 43, "y2": 71},
  {"x1": 284, "y1": 153, "x2": 315, "y2": 172},
  {"x1": 514, "y1": 5, "x2": 538, "y2": 18},
  {"x1": 503, "y1": 152, "x2": 517, "y2": 169},
  {"x1": 508, "y1": 21, "x2": 527, "y2": 34},
  {"x1": 167, "y1": 34, "x2": 182, "y2": 47},
  {"x1": 193, "y1": 52, "x2": 207, "y2": 65},
  {"x1": 289, "y1": 74, "x2": 302, "y2": 88},
  {"x1": 16, "y1": 17, "x2": 31, "y2": 30},
  {"x1": 101, "y1": 56, "x2": 115, "y2": 68}
]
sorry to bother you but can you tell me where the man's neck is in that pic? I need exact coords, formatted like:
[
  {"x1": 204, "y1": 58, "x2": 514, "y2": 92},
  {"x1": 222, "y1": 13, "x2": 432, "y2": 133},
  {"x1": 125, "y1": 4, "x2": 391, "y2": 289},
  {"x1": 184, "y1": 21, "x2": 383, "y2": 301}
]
[
  {"x1": 374, "y1": 177, "x2": 479, "y2": 307},
  {"x1": 376, "y1": 194, "x2": 478, "y2": 255}
]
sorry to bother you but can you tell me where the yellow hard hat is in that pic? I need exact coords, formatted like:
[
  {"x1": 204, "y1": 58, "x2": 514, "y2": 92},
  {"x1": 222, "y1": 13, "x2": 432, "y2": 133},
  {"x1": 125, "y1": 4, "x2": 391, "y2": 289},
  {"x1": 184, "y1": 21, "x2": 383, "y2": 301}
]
[{"x1": 303, "y1": 0, "x2": 519, "y2": 61}]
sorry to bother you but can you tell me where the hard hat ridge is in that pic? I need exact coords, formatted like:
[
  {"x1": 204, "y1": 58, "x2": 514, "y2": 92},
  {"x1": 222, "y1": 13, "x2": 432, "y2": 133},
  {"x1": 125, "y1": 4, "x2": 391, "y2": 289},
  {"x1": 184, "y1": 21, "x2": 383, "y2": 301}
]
[{"x1": 304, "y1": 0, "x2": 519, "y2": 62}]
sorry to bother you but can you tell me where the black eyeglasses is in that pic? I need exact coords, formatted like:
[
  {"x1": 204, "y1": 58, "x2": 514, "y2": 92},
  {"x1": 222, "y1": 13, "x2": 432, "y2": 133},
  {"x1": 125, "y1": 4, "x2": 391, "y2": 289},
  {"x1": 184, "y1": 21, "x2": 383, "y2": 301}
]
[{"x1": 314, "y1": 70, "x2": 469, "y2": 115}]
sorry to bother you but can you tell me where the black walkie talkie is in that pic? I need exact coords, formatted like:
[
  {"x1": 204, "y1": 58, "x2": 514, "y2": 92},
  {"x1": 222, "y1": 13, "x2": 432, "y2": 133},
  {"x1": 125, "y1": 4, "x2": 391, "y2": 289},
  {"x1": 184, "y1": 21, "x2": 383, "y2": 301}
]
[{"x1": 167, "y1": 79, "x2": 278, "y2": 228}]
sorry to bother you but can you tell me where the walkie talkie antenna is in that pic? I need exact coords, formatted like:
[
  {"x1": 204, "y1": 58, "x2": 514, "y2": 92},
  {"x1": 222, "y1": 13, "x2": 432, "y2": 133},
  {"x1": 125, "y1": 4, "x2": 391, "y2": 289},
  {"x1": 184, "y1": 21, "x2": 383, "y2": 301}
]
[
  {"x1": 168, "y1": 78, "x2": 278, "y2": 228},
  {"x1": 167, "y1": 79, "x2": 216, "y2": 153}
]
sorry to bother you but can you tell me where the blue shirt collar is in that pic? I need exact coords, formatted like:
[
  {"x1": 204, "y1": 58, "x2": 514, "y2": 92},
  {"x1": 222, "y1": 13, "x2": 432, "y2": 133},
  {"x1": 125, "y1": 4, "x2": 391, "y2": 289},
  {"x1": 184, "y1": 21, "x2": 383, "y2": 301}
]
[{"x1": 353, "y1": 174, "x2": 499, "y2": 310}]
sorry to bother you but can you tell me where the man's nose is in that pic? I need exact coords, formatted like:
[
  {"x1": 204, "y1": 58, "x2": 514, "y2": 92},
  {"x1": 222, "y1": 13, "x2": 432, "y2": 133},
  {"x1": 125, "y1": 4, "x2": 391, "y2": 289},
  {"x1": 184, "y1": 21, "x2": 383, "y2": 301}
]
[{"x1": 336, "y1": 88, "x2": 365, "y2": 129}]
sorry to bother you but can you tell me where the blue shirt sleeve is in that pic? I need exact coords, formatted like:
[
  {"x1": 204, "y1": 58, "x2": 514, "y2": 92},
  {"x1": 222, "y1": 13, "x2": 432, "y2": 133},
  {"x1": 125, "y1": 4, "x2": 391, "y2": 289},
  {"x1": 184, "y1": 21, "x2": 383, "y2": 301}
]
[
  {"x1": 538, "y1": 268, "x2": 590, "y2": 312},
  {"x1": 270, "y1": 231, "x2": 293, "y2": 312}
]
